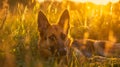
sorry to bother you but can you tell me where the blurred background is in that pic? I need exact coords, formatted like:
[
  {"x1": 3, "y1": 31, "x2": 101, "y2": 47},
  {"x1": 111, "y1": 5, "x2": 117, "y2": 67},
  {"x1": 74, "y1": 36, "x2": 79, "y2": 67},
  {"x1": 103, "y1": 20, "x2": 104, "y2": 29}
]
[
  {"x1": 0, "y1": 0, "x2": 120, "y2": 41},
  {"x1": 0, "y1": 0, "x2": 120, "y2": 67}
]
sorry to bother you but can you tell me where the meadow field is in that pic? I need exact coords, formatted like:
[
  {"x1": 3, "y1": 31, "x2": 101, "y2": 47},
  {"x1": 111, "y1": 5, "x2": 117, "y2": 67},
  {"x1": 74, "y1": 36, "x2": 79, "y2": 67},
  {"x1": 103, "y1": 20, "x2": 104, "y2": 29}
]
[{"x1": 0, "y1": 0, "x2": 120, "y2": 67}]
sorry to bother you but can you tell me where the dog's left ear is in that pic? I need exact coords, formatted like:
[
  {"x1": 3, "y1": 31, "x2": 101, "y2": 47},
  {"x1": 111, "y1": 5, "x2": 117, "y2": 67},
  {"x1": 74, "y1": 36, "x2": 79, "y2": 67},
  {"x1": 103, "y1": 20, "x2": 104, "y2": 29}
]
[{"x1": 58, "y1": 9, "x2": 70, "y2": 34}]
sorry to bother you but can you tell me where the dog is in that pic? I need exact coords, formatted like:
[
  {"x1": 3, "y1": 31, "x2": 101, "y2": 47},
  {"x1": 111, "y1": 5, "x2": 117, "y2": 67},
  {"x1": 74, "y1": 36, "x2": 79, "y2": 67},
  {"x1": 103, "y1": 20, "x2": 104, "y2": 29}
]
[
  {"x1": 37, "y1": 9, "x2": 120, "y2": 65},
  {"x1": 37, "y1": 9, "x2": 70, "y2": 59},
  {"x1": 72, "y1": 39, "x2": 120, "y2": 58}
]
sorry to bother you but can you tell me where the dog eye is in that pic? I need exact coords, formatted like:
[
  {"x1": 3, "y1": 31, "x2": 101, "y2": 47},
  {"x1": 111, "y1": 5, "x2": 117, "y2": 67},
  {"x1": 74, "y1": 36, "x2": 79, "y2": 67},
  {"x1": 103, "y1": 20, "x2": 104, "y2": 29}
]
[
  {"x1": 49, "y1": 34, "x2": 56, "y2": 41},
  {"x1": 61, "y1": 33, "x2": 66, "y2": 40}
]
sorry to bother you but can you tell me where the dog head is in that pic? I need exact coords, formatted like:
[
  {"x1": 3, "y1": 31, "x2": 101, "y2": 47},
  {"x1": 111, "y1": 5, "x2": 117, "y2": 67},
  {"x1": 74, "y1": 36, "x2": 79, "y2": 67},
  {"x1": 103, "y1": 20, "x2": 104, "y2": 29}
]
[{"x1": 38, "y1": 9, "x2": 70, "y2": 57}]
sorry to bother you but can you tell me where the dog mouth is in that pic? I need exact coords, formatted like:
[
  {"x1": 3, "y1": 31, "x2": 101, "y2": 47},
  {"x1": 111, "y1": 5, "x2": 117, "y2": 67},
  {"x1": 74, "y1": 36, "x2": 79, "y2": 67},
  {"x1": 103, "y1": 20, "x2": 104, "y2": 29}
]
[
  {"x1": 58, "y1": 47, "x2": 67, "y2": 56},
  {"x1": 50, "y1": 45, "x2": 67, "y2": 56}
]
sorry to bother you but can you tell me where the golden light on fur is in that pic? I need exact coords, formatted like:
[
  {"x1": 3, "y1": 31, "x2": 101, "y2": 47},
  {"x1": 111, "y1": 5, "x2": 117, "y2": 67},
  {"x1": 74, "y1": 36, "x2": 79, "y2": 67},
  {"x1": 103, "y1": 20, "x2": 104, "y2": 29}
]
[{"x1": 63, "y1": 19, "x2": 69, "y2": 34}]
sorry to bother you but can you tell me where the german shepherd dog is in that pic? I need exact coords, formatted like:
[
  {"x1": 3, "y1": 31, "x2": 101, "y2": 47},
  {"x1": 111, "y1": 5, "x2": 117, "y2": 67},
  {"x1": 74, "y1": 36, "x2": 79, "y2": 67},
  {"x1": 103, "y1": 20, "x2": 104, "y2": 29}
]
[
  {"x1": 37, "y1": 9, "x2": 70, "y2": 60},
  {"x1": 72, "y1": 39, "x2": 120, "y2": 58},
  {"x1": 37, "y1": 9, "x2": 120, "y2": 66}
]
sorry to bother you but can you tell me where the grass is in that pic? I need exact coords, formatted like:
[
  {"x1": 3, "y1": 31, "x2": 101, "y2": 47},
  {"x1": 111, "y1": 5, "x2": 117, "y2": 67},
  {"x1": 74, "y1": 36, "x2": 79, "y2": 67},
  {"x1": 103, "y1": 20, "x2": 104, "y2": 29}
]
[{"x1": 0, "y1": 1, "x2": 120, "y2": 67}]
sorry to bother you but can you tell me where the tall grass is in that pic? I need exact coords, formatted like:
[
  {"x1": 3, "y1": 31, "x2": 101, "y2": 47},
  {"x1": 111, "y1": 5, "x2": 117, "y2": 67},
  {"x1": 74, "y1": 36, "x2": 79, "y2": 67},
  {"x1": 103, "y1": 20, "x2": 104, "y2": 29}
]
[{"x1": 0, "y1": 1, "x2": 120, "y2": 67}]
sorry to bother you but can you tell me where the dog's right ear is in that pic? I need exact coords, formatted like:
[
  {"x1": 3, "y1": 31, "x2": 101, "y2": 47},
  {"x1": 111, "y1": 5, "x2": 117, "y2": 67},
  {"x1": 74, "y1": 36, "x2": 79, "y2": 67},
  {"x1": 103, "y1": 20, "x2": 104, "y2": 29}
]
[
  {"x1": 38, "y1": 11, "x2": 50, "y2": 34},
  {"x1": 58, "y1": 9, "x2": 70, "y2": 34}
]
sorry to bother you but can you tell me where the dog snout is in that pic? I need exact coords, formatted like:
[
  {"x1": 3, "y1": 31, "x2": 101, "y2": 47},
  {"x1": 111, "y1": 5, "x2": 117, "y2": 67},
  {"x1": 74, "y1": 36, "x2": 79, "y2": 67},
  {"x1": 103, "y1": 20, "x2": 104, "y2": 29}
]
[{"x1": 58, "y1": 47, "x2": 67, "y2": 56}]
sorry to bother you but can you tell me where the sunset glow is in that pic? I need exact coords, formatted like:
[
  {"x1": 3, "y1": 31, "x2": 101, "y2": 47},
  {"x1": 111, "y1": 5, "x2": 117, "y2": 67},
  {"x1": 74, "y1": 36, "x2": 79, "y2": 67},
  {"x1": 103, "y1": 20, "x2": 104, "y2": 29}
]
[
  {"x1": 37, "y1": 0, "x2": 119, "y2": 5},
  {"x1": 71, "y1": 0, "x2": 119, "y2": 5}
]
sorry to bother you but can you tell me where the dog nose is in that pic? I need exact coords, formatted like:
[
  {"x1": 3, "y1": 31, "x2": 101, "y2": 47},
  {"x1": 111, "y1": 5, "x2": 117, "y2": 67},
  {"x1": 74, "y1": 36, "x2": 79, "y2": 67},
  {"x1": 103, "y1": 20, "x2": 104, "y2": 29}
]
[{"x1": 58, "y1": 47, "x2": 67, "y2": 56}]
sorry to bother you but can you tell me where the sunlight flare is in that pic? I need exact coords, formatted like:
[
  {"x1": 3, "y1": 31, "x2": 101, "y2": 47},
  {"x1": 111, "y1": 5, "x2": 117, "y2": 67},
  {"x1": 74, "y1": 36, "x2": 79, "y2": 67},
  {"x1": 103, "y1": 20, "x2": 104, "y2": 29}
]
[
  {"x1": 37, "y1": 0, "x2": 119, "y2": 5},
  {"x1": 71, "y1": 0, "x2": 119, "y2": 5}
]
